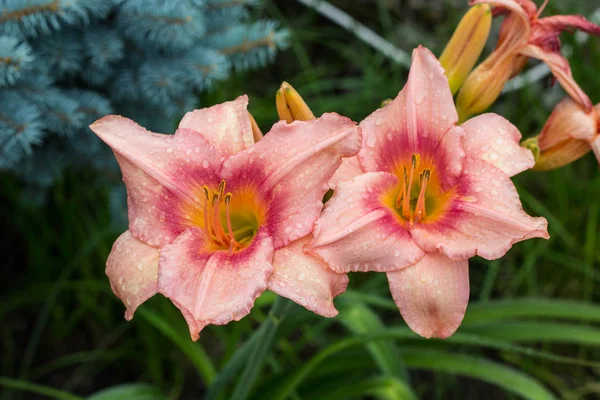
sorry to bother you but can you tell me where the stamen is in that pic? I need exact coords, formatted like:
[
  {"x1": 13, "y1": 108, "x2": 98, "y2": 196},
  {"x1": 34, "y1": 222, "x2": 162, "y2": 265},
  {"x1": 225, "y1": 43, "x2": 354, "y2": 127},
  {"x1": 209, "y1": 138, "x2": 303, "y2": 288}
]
[
  {"x1": 202, "y1": 186, "x2": 210, "y2": 239},
  {"x1": 218, "y1": 180, "x2": 226, "y2": 198},
  {"x1": 224, "y1": 192, "x2": 240, "y2": 254},
  {"x1": 402, "y1": 154, "x2": 420, "y2": 218},
  {"x1": 413, "y1": 169, "x2": 430, "y2": 224},
  {"x1": 212, "y1": 192, "x2": 228, "y2": 244},
  {"x1": 395, "y1": 180, "x2": 406, "y2": 209}
]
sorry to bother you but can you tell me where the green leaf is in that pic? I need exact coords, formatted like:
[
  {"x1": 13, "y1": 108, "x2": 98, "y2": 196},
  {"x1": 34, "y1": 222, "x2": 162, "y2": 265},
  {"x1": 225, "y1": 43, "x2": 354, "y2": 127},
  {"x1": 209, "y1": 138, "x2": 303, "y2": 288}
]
[
  {"x1": 463, "y1": 299, "x2": 600, "y2": 325},
  {"x1": 0, "y1": 377, "x2": 82, "y2": 400},
  {"x1": 87, "y1": 383, "x2": 164, "y2": 400},
  {"x1": 463, "y1": 322, "x2": 600, "y2": 346},
  {"x1": 266, "y1": 327, "x2": 571, "y2": 400},
  {"x1": 229, "y1": 296, "x2": 294, "y2": 400},
  {"x1": 310, "y1": 377, "x2": 416, "y2": 400},
  {"x1": 338, "y1": 302, "x2": 409, "y2": 380},
  {"x1": 401, "y1": 349, "x2": 557, "y2": 400},
  {"x1": 137, "y1": 309, "x2": 216, "y2": 384}
]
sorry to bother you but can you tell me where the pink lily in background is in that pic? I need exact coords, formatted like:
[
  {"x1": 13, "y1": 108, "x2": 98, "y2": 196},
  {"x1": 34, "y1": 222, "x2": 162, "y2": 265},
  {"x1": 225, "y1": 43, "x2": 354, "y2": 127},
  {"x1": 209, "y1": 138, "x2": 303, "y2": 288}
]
[
  {"x1": 528, "y1": 98, "x2": 600, "y2": 171},
  {"x1": 457, "y1": 0, "x2": 600, "y2": 120},
  {"x1": 310, "y1": 46, "x2": 549, "y2": 339},
  {"x1": 91, "y1": 96, "x2": 359, "y2": 340}
]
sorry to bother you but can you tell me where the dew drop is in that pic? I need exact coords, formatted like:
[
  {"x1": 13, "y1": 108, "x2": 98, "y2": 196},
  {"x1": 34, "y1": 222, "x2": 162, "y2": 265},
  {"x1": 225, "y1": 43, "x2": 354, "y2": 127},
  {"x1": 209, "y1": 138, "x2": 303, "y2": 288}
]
[
  {"x1": 366, "y1": 135, "x2": 377, "y2": 148},
  {"x1": 297, "y1": 272, "x2": 306, "y2": 281},
  {"x1": 202, "y1": 160, "x2": 210, "y2": 168}
]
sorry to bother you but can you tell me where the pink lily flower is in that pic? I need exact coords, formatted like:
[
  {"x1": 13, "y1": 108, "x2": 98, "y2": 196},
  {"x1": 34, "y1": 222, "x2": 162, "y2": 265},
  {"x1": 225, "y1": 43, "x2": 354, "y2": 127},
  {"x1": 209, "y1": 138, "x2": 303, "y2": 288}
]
[
  {"x1": 468, "y1": 0, "x2": 600, "y2": 112},
  {"x1": 91, "y1": 96, "x2": 359, "y2": 340},
  {"x1": 310, "y1": 47, "x2": 549, "y2": 339}
]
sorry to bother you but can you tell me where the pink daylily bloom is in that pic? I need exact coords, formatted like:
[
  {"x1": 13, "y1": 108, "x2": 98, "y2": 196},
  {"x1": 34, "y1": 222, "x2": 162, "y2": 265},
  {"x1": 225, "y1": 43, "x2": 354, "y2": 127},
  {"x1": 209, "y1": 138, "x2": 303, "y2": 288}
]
[
  {"x1": 91, "y1": 96, "x2": 359, "y2": 340},
  {"x1": 309, "y1": 47, "x2": 549, "y2": 339},
  {"x1": 470, "y1": 0, "x2": 600, "y2": 111}
]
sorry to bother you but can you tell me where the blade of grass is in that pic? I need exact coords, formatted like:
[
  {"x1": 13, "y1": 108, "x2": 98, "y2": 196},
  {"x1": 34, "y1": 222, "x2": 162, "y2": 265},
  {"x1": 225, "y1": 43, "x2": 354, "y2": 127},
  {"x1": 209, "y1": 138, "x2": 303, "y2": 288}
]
[
  {"x1": 137, "y1": 308, "x2": 216, "y2": 385},
  {"x1": 16, "y1": 228, "x2": 114, "y2": 381},
  {"x1": 266, "y1": 327, "x2": 583, "y2": 400},
  {"x1": 463, "y1": 298, "x2": 600, "y2": 325},
  {"x1": 310, "y1": 376, "x2": 416, "y2": 400},
  {"x1": 0, "y1": 377, "x2": 82, "y2": 400},
  {"x1": 479, "y1": 260, "x2": 501, "y2": 301},
  {"x1": 401, "y1": 349, "x2": 556, "y2": 400},
  {"x1": 338, "y1": 302, "x2": 409, "y2": 380},
  {"x1": 229, "y1": 296, "x2": 293, "y2": 400},
  {"x1": 87, "y1": 383, "x2": 164, "y2": 400},
  {"x1": 463, "y1": 322, "x2": 600, "y2": 345}
]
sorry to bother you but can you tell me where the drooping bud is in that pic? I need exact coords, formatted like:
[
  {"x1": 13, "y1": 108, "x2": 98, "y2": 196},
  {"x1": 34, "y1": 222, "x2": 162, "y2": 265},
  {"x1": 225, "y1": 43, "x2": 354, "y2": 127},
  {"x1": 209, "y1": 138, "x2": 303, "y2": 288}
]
[
  {"x1": 439, "y1": 3, "x2": 492, "y2": 95},
  {"x1": 531, "y1": 98, "x2": 598, "y2": 171},
  {"x1": 276, "y1": 81, "x2": 315, "y2": 123}
]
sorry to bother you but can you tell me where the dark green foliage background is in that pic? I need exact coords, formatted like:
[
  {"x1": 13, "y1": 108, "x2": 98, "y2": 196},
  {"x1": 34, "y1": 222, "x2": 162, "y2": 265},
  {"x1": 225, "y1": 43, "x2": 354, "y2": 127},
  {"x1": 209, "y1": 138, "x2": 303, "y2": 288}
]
[{"x1": 1, "y1": 1, "x2": 600, "y2": 399}]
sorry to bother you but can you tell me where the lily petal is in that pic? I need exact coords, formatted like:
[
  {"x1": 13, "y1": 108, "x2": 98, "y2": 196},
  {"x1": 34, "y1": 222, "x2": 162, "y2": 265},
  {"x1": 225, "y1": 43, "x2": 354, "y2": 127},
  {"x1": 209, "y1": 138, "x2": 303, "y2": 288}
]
[
  {"x1": 329, "y1": 156, "x2": 364, "y2": 189},
  {"x1": 309, "y1": 172, "x2": 425, "y2": 273},
  {"x1": 520, "y1": 44, "x2": 593, "y2": 112},
  {"x1": 469, "y1": 0, "x2": 532, "y2": 20},
  {"x1": 539, "y1": 98, "x2": 597, "y2": 149},
  {"x1": 268, "y1": 236, "x2": 348, "y2": 317},
  {"x1": 359, "y1": 46, "x2": 458, "y2": 172},
  {"x1": 387, "y1": 252, "x2": 469, "y2": 339},
  {"x1": 591, "y1": 135, "x2": 600, "y2": 166},
  {"x1": 106, "y1": 230, "x2": 159, "y2": 320},
  {"x1": 90, "y1": 116, "x2": 222, "y2": 246},
  {"x1": 157, "y1": 227, "x2": 274, "y2": 341},
  {"x1": 178, "y1": 95, "x2": 254, "y2": 157},
  {"x1": 462, "y1": 113, "x2": 534, "y2": 176},
  {"x1": 531, "y1": 15, "x2": 600, "y2": 53},
  {"x1": 434, "y1": 126, "x2": 466, "y2": 190},
  {"x1": 222, "y1": 113, "x2": 361, "y2": 249},
  {"x1": 411, "y1": 158, "x2": 549, "y2": 260}
]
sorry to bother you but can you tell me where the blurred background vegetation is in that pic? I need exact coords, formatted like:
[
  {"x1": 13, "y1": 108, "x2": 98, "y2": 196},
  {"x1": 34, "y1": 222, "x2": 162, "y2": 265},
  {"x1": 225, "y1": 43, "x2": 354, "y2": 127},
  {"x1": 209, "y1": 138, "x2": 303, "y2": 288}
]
[{"x1": 2, "y1": 0, "x2": 600, "y2": 399}]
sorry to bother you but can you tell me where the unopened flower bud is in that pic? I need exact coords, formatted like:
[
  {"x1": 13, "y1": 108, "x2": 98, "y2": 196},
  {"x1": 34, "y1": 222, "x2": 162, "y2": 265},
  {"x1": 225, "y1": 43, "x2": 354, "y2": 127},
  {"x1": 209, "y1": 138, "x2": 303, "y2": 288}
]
[
  {"x1": 531, "y1": 98, "x2": 598, "y2": 171},
  {"x1": 455, "y1": 54, "x2": 515, "y2": 122},
  {"x1": 440, "y1": 3, "x2": 492, "y2": 95},
  {"x1": 276, "y1": 81, "x2": 315, "y2": 123}
]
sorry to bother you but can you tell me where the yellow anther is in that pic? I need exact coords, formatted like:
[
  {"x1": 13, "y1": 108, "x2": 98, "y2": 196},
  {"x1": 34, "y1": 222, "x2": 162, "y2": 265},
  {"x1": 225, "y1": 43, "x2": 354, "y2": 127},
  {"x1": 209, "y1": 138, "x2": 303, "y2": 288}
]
[
  {"x1": 411, "y1": 153, "x2": 420, "y2": 169},
  {"x1": 211, "y1": 193, "x2": 219, "y2": 206},
  {"x1": 202, "y1": 186, "x2": 210, "y2": 200},
  {"x1": 224, "y1": 192, "x2": 233, "y2": 204},
  {"x1": 218, "y1": 180, "x2": 226, "y2": 198}
]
